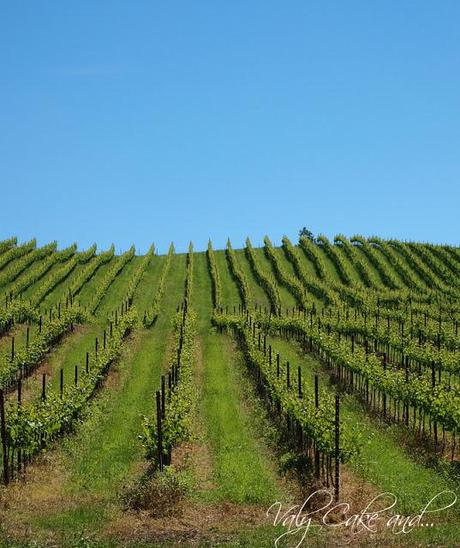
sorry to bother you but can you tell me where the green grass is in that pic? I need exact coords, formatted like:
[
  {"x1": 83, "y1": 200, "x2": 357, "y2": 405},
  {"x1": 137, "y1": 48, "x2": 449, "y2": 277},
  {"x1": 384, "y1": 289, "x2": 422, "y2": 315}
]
[
  {"x1": 95, "y1": 256, "x2": 142, "y2": 319},
  {"x1": 193, "y1": 252, "x2": 283, "y2": 504},
  {"x1": 234, "y1": 248, "x2": 270, "y2": 308},
  {"x1": 214, "y1": 249, "x2": 241, "y2": 308},
  {"x1": 76, "y1": 258, "x2": 115, "y2": 308},
  {"x1": 132, "y1": 254, "x2": 165, "y2": 316}
]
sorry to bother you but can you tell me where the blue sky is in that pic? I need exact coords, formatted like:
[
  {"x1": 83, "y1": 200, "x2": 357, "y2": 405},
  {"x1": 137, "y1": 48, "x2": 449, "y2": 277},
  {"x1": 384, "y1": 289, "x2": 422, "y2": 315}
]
[{"x1": 1, "y1": 2, "x2": 459, "y2": 254}]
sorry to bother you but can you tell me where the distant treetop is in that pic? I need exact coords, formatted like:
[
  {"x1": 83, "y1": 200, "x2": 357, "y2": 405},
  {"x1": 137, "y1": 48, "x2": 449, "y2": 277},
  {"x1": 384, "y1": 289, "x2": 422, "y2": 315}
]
[{"x1": 299, "y1": 227, "x2": 314, "y2": 241}]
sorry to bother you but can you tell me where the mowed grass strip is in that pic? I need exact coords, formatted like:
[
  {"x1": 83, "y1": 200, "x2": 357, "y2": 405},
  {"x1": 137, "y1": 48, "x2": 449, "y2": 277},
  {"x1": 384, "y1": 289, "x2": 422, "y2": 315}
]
[
  {"x1": 234, "y1": 248, "x2": 270, "y2": 309},
  {"x1": 214, "y1": 249, "x2": 241, "y2": 309},
  {"x1": 132, "y1": 253, "x2": 165, "y2": 317},
  {"x1": 193, "y1": 252, "x2": 283, "y2": 504}
]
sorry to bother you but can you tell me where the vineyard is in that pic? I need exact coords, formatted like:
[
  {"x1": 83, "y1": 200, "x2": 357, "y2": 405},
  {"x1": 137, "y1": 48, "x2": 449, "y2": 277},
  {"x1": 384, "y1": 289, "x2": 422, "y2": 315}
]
[{"x1": 0, "y1": 234, "x2": 459, "y2": 547}]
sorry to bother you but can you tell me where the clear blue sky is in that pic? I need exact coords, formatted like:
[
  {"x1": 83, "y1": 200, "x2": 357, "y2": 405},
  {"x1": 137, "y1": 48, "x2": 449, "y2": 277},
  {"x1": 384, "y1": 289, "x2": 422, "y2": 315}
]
[{"x1": 1, "y1": 2, "x2": 459, "y2": 254}]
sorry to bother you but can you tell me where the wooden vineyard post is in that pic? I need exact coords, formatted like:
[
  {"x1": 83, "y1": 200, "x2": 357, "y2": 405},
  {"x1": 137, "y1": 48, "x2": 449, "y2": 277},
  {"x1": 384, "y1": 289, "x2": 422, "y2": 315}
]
[
  {"x1": 26, "y1": 327, "x2": 30, "y2": 349},
  {"x1": 60, "y1": 369, "x2": 64, "y2": 398},
  {"x1": 86, "y1": 352, "x2": 89, "y2": 374},
  {"x1": 404, "y1": 356, "x2": 409, "y2": 426},
  {"x1": 335, "y1": 394, "x2": 340, "y2": 501},
  {"x1": 156, "y1": 391, "x2": 164, "y2": 472},
  {"x1": 432, "y1": 362, "x2": 437, "y2": 446},
  {"x1": 161, "y1": 376, "x2": 166, "y2": 418},
  {"x1": 298, "y1": 367, "x2": 302, "y2": 398},
  {"x1": 0, "y1": 390, "x2": 9, "y2": 485},
  {"x1": 314, "y1": 375, "x2": 319, "y2": 408},
  {"x1": 314, "y1": 375, "x2": 320, "y2": 479},
  {"x1": 42, "y1": 374, "x2": 46, "y2": 401},
  {"x1": 382, "y1": 354, "x2": 387, "y2": 420},
  {"x1": 17, "y1": 379, "x2": 22, "y2": 474}
]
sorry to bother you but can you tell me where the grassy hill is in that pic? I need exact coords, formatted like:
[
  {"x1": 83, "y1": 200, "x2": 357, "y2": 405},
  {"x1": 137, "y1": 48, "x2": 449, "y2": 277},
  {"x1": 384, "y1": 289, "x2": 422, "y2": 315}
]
[{"x1": 0, "y1": 235, "x2": 459, "y2": 547}]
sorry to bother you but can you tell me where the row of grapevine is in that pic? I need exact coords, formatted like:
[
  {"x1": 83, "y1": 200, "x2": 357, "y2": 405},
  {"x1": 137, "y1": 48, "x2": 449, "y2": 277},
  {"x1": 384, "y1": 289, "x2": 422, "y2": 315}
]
[
  {"x1": 299, "y1": 235, "x2": 329, "y2": 280},
  {"x1": 0, "y1": 301, "x2": 38, "y2": 335},
  {"x1": 141, "y1": 244, "x2": 196, "y2": 469},
  {"x1": 226, "y1": 239, "x2": 252, "y2": 308},
  {"x1": 207, "y1": 240, "x2": 222, "y2": 310},
  {"x1": 143, "y1": 244, "x2": 174, "y2": 327},
  {"x1": 184, "y1": 242, "x2": 193, "y2": 305},
  {"x1": 245, "y1": 238, "x2": 281, "y2": 314},
  {"x1": 125, "y1": 244, "x2": 154, "y2": 305}
]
